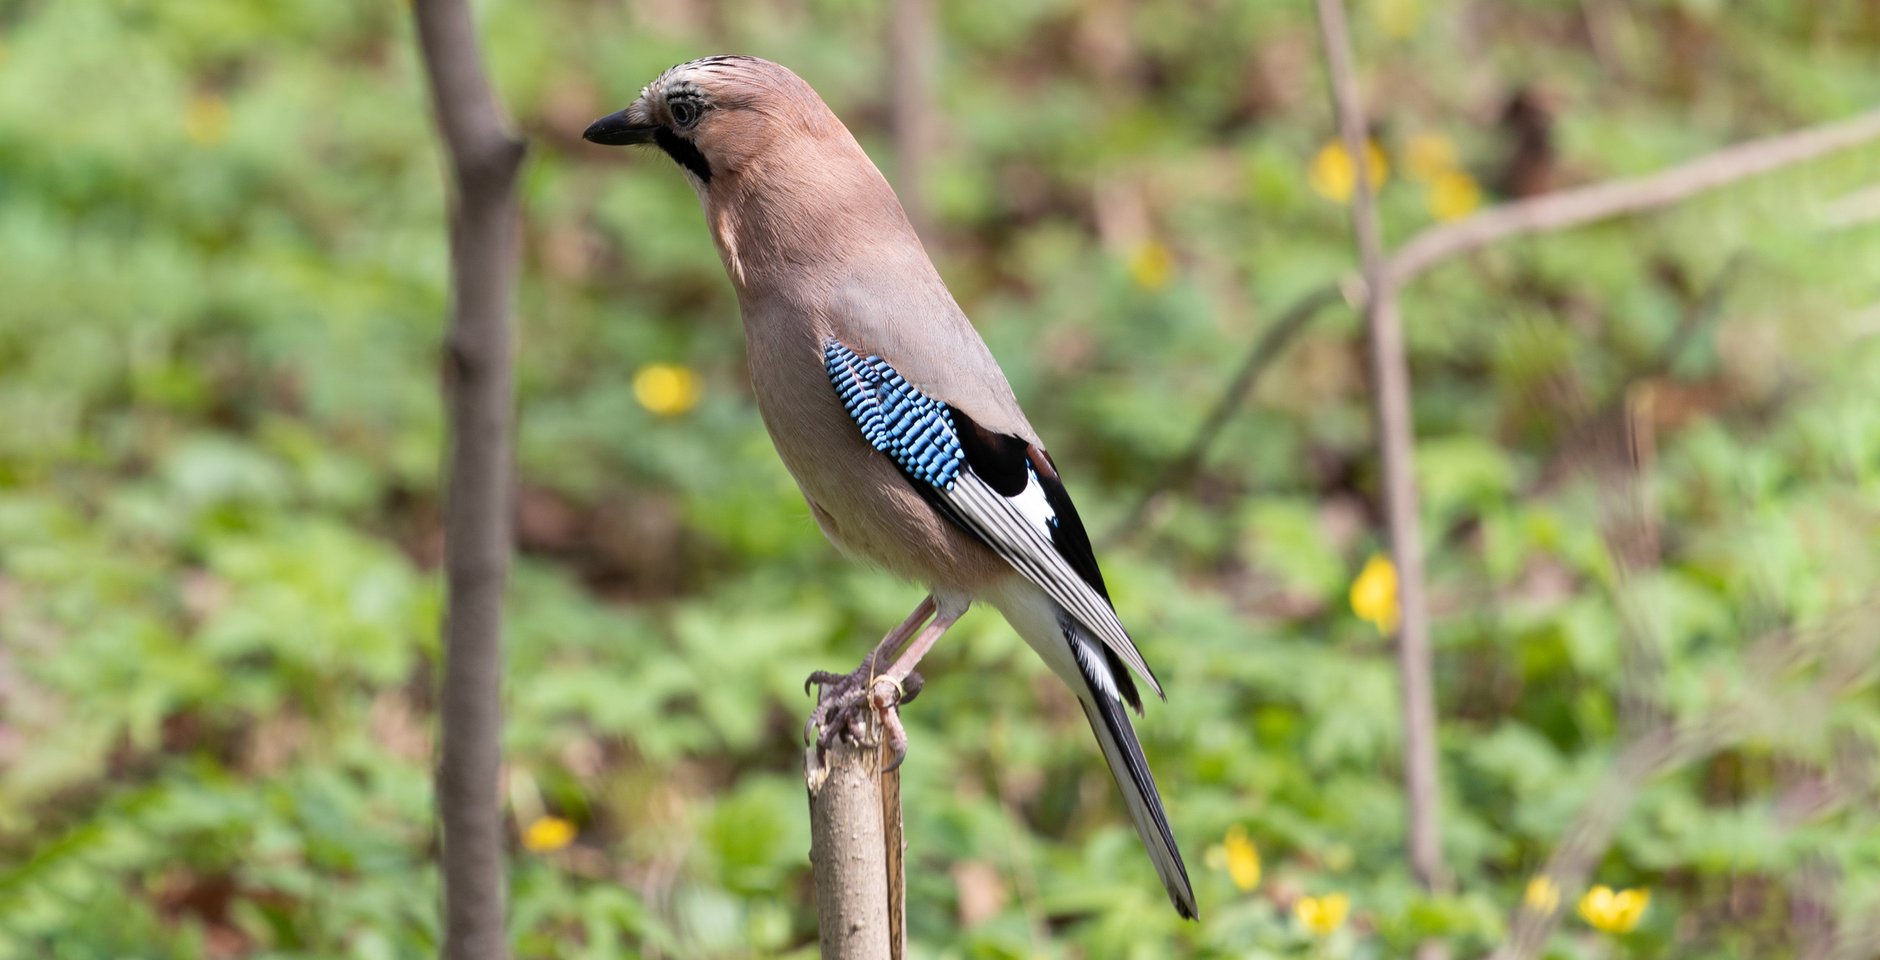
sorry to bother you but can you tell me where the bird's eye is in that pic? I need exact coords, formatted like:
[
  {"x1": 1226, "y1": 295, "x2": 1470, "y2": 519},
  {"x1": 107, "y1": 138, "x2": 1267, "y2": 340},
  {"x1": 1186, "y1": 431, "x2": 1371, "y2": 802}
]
[{"x1": 670, "y1": 100, "x2": 700, "y2": 127}]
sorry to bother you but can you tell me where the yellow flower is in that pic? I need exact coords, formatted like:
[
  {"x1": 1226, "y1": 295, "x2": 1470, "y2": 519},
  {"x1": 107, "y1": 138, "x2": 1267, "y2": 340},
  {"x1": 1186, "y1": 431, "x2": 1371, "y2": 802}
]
[
  {"x1": 1428, "y1": 169, "x2": 1483, "y2": 221},
  {"x1": 1308, "y1": 140, "x2": 1388, "y2": 205},
  {"x1": 1524, "y1": 875, "x2": 1561, "y2": 915},
  {"x1": 184, "y1": 95, "x2": 230, "y2": 147},
  {"x1": 1403, "y1": 133, "x2": 1459, "y2": 183},
  {"x1": 1373, "y1": 0, "x2": 1424, "y2": 38},
  {"x1": 1578, "y1": 885, "x2": 1649, "y2": 934},
  {"x1": 522, "y1": 815, "x2": 576, "y2": 852},
  {"x1": 633, "y1": 363, "x2": 701, "y2": 417},
  {"x1": 1219, "y1": 825, "x2": 1261, "y2": 891},
  {"x1": 1294, "y1": 893, "x2": 1351, "y2": 935},
  {"x1": 1127, "y1": 241, "x2": 1175, "y2": 291},
  {"x1": 1349, "y1": 553, "x2": 1399, "y2": 634}
]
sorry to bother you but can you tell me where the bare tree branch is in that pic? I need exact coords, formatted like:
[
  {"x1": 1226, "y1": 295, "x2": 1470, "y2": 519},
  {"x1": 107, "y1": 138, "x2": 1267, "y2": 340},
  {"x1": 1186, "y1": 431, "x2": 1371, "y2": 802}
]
[
  {"x1": 1490, "y1": 724, "x2": 1716, "y2": 960},
  {"x1": 1123, "y1": 109, "x2": 1880, "y2": 542},
  {"x1": 412, "y1": 2, "x2": 526, "y2": 958},
  {"x1": 888, "y1": 0, "x2": 936, "y2": 246},
  {"x1": 1105, "y1": 283, "x2": 1344, "y2": 545},
  {"x1": 1388, "y1": 108, "x2": 1880, "y2": 285},
  {"x1": 1313, "y1": 0, "x2": 1447, "y2": 903},
  {"x1": 1491, "y1": 609, "x2": 1880, "y2": 960}
]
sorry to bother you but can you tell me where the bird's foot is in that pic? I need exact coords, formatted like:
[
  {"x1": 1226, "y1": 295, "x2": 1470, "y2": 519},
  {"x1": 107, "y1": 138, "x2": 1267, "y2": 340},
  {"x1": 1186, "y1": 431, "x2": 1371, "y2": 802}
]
[
  {"x1": 804, "y1": 660, "x2": 924, "y2": 771},
  {"x1": 868, "y1": 675, "x2": 922, "y2": 772}
]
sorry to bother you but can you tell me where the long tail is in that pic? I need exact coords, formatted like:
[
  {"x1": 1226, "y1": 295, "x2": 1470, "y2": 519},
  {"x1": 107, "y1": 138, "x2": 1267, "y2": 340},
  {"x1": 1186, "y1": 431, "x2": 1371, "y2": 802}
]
[
  {"x1": 1067, "y1": 625, "x2": 1197, "y2": 919},
  {"x1": 994, "y1": 585, "x2": 1197, "y2": 918}
]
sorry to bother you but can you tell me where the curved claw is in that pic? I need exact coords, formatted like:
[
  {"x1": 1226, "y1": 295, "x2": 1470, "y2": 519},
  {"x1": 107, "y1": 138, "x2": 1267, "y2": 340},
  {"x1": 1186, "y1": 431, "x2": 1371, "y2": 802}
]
[
  {"x1": 803, "y1": 654, "x2": 925, "y2": 769},
  {"x1": 804, "y1": 669, "x2": 846, "y2": 696},
  {"x1": 806, "y1": 686, "x2": 865, "y2": 746},
  {"x1": 881, "y1": 700, "x2": 909, "y2": 770},
  {"x1": 867, "y1": 677, "x2": 914, "y2": 772}
]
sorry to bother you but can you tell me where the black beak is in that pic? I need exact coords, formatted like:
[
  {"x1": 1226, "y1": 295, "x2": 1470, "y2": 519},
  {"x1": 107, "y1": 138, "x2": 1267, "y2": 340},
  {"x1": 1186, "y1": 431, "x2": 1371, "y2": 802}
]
[{"x1": 583, "y1": 109, "x2": 658, "y2": 146}]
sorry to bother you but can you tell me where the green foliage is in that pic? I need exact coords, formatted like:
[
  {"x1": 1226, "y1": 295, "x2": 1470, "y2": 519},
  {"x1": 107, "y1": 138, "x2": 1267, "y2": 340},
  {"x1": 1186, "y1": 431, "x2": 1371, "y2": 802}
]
[{"x1": 3, "y1": 0, "x2": 1880, "y2": 957}]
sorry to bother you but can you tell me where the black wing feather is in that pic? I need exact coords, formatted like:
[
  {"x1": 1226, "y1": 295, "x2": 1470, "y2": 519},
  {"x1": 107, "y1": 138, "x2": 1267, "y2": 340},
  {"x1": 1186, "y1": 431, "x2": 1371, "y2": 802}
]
[
  {"x1": 1027, "y1": 448, "x2": 1110, "y2": 601},
  {"x1": 951, "y1": 408, "x2": 1031, "y2": 496}
]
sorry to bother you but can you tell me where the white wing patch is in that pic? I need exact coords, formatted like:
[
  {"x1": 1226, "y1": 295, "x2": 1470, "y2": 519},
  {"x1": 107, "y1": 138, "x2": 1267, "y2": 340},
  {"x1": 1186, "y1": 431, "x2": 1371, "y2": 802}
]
[
  {"x1": 1010, "y1": 465, "x2": 1057, "y2": 531},
  {"x1": 822, "y1": 339, "x2": 1160, "y2": 699},
  {"x1": 944, "y1": 472, "x2": 1162, "y2": 697}
]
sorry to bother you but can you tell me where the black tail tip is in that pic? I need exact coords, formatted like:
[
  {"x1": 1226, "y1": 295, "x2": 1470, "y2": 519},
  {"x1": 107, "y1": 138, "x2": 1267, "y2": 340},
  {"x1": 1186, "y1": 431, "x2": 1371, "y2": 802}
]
[{"x1": 1172, "y1": 888, "x2": 1199, "y2": 920}]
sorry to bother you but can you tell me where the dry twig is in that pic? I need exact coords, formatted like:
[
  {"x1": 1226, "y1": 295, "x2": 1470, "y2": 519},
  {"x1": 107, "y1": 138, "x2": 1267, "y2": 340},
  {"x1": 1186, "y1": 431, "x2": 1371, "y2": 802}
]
[
  {"x1": 1105, "y1": 284, "x2": 1345, "y2": 545},
  {"x1": 1123, "y1": 110, "x2": 1880, "y2": 534},
  {"x1": 1387, "y1": 108, "x2": 1880, "y2": 285},
  {"x1": 1313, "y1": 0, "x2": 1448, "y2": 903},
  {"x1": 888, "y1": 0, "x2": 936, "y2": 246},
  {"x1": 1491, "y1": 611, "x2": 1880, "y2": 960}
]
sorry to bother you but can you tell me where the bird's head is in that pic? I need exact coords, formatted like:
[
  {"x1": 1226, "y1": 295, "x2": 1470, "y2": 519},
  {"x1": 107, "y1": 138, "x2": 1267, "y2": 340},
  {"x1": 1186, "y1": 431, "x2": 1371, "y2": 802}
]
[
  {"x1": 584, "y1": 56, "x2": 906, "y2": 283},
  {"x1": 583, "y1": 56, "x2": 828, "y2": 192}
]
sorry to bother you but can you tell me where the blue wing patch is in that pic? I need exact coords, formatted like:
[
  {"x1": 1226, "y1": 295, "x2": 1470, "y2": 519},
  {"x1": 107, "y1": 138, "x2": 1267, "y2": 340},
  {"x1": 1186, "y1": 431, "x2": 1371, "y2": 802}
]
[{"x1": 825, "y1": 340, "x2": 964, "y2": 489}]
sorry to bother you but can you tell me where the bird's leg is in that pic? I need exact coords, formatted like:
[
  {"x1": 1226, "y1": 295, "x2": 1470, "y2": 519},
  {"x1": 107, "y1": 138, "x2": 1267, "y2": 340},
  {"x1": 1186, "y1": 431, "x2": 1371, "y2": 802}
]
[
  {"x1": 804, "y1": 595, "x2": 936, "y2": 746},
  {"x1": 867, "y1": 605, "x2": 965, "y2": 771}
]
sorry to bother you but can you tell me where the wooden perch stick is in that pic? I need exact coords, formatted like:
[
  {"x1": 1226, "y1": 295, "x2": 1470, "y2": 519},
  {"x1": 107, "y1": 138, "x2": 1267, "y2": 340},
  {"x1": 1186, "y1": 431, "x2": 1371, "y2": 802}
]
[
  {"x1": 807, "y1": 729, "x2": 899, "y2": 960},
  {"x1": 880, "y1": 757, "x2": 907, "y2": 960},
  {"x1": 412, "y1": 1, "x2": 526, "y2": 958}
]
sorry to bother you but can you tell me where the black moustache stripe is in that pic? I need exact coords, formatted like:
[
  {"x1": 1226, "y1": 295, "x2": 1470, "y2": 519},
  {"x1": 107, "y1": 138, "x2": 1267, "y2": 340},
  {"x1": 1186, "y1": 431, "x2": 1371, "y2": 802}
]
[{"x1": 654, "y1": 127, "x2": 712, "y2": 184}]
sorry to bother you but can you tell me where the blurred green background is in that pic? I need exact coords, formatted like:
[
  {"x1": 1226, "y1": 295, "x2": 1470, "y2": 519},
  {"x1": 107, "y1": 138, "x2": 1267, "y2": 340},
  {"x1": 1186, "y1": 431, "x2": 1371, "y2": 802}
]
[{"x1": 3, "y1": 0, "x2": 1879, "y2": 957}]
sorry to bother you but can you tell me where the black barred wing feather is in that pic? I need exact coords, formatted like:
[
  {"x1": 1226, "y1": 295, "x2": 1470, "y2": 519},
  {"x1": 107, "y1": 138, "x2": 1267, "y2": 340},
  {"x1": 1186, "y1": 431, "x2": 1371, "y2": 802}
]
[
  {"x1": 823, "y1": 340, "x2": 1164, "y2": 700},
  {"x1": 825, "y1": 342, "x2": 965, "y2": 488}
]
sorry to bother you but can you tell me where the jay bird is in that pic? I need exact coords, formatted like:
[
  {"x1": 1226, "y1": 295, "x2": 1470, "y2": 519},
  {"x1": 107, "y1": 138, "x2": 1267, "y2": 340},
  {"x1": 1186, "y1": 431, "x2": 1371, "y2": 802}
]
[{"x1": 585, "y1": 56, "x2": 1196, "y2": 919}]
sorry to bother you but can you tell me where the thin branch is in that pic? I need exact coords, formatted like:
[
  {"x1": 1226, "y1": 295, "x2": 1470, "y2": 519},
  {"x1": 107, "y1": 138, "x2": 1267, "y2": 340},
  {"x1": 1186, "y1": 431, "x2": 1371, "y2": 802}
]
[
  {"x1": 1105, "y1": 282, "x2": 1344, "y2": 545},
  {"x1": 1388, "y1": 108, "x2": 1880, "y2": 285},
  {"x1": 1490, "y1": 724, "x2": 1718, "y2": 960},
  {"x1": 1491, "y1": 609, "x2": 1880, "y2": 960},
  {"x1": 1648, "y1": 253, "x2": 1743, "y2": 377},
  {"x1": 888, "y1": 0, "x2": 936, "y2": 246},
  {"x1": 1313, "y1": 0, "x2": 1447, "y2": 900},
  {"x1": 1122, "y1": 111, "x2": 1880, "y2": 533},
  {"x1": 412, "y1": 2, "x2": 526, "y2": 958}
]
